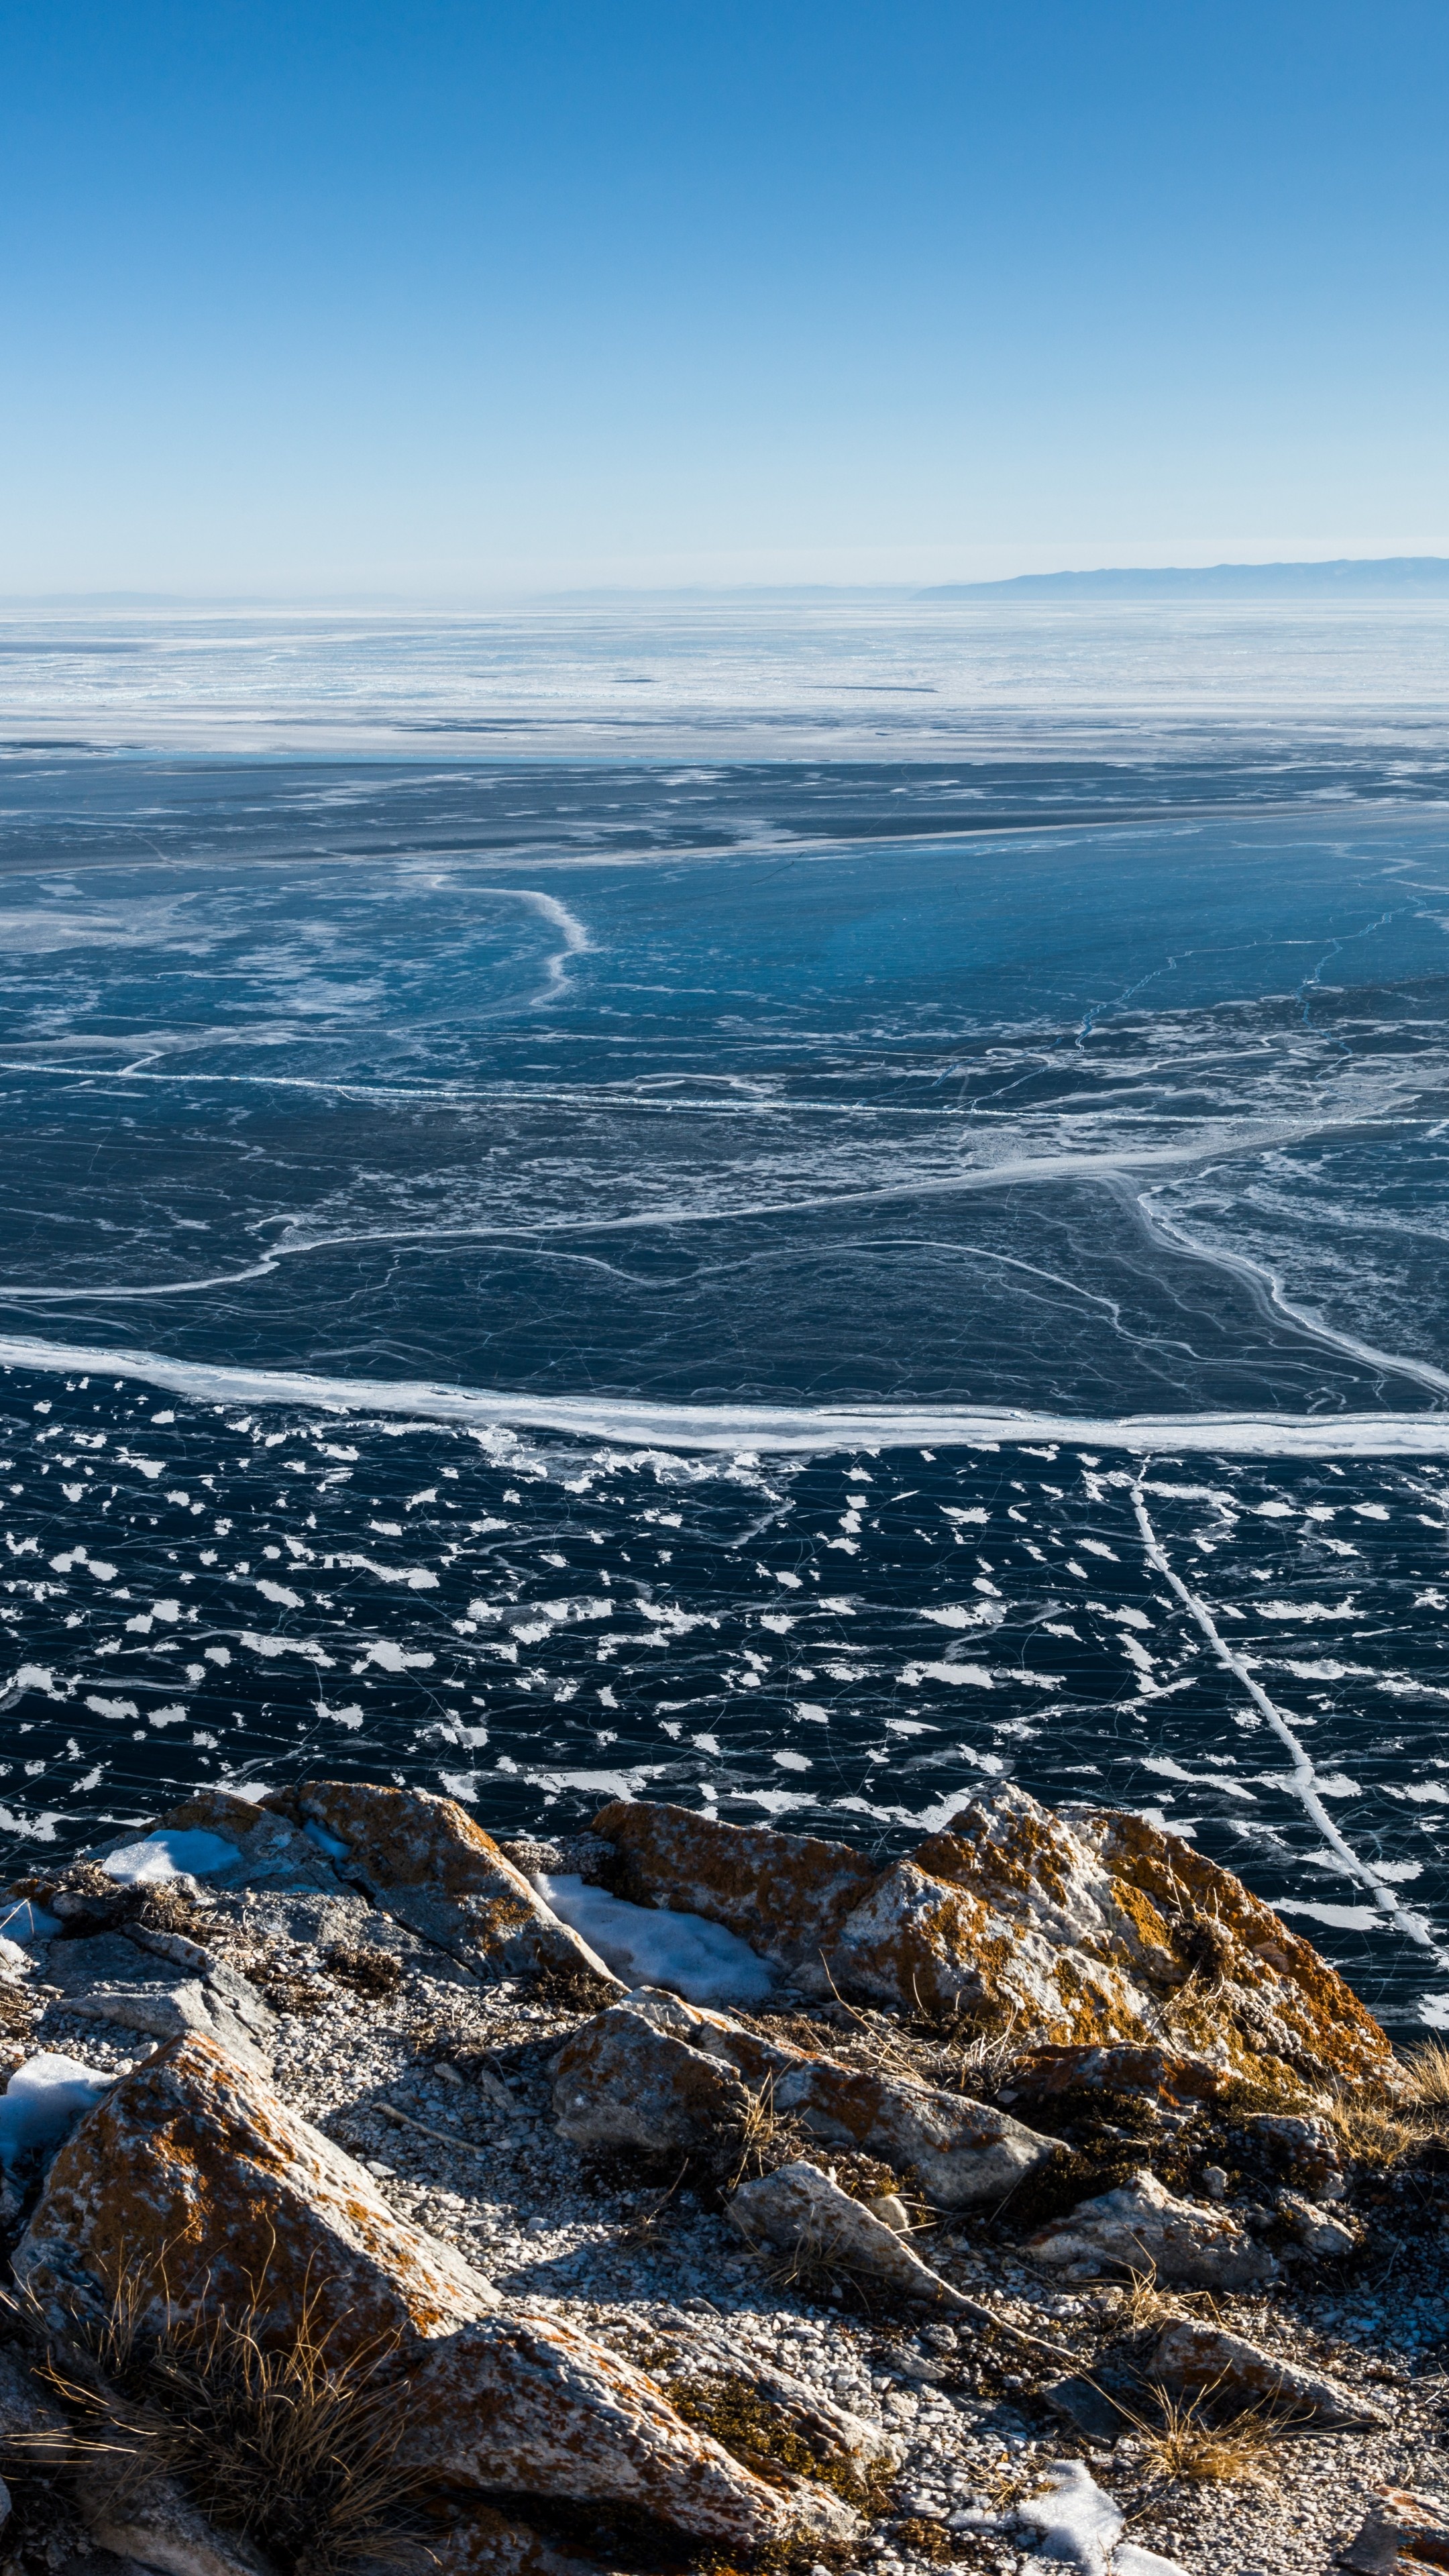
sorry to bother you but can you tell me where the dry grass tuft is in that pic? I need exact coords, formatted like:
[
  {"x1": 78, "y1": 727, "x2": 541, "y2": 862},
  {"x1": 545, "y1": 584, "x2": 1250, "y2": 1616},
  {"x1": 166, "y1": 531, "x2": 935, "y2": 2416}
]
[
  {"x1": 1109, "y1": 2264, "x2": 1182, "y2": 2341},
  {"x1": 527, "y1": 1957, "x2": 620, "y2": 2014},
  {"x1": 12, "y1": 2277, "x2": 431, "y2": 2576},
  {"x1": 1124, "y1": 2383, "x2": 1301, "y2": 2488},
  {"x1": 0, "y1": 1980, "x2": 39, "y2": 2041},
  {"x1": 713, "y1": 2079, "x2": 815, "y2": 2194},
  {"x1": 1321, "y1": 2094, "x2": 1428, "y2": 2169},
  {"x1": 1399, "y1": 2039, "x2": 1449, "y2": 2110},
  {"x1": 132, "y1": 1883, "x2": 217, "y2": 1943}
]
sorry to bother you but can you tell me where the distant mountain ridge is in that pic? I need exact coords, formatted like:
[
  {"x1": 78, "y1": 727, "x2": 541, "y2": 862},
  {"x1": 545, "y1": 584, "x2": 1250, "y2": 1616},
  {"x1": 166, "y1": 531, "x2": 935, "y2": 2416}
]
[{"x1": 921, "y1": 555, "x2": 1449, "y2": 600}]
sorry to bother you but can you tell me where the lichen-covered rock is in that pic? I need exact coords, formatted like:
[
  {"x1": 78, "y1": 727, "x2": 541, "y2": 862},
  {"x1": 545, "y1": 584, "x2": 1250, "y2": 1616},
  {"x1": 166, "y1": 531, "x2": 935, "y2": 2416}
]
[
  {"x1": 14, "y1": 2033, "x2": 500, "y2": 2345},
  {"x1": 121, "y1": 1790, "x2": 347, "y2": 1894},
  {"x1": 263, "y1": 1782, "x2": 617, "y2": 1987},
  {"x1": 822, "y1": 1787, "x2": 1394, "y2": 2098},
  {"x1": 1062, "y1": 1801, "x2": 1396, "y2": 2092},
  {"x1": 588, "y1": 1801, "x2": 877, "y2": 1974},
  {"x1": 392, "y1": 2312, "x2": 804, "y2": 2546},
  {"x1": 1149, "y1": 2317, "x2": 1386, "y2": 2427},
  {"x1": 15, "y1": 2036, "x2": 791, "y2": 2552},
  {"x1": 829, "y1": 1792, "x2": 1169, "y2": 2031},
  {"x1": 553, "y1": 1988, "x2": 1057, "y2": 2203},
  {"x1": 1339, "y1": 2488, "x2": 1449, "y2": 2576},
  {"x1": 1026, "y1": 2167, "x2": 1279, "y2": 2287},
  {"x1": 728, "y1": 2158, "x2": 969, "y2": 2308},
  {"x1": 996, "y1": 2043, "x2": 1231, "y2": 2114}
]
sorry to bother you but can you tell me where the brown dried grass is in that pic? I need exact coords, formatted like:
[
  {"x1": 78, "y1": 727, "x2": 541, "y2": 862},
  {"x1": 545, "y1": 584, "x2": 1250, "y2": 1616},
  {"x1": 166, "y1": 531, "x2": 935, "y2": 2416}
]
[
  {"x1": 1126, "y1": 2383, "x2": 1300, "y2": 2487},
  {"x1": 1321, "y1": 2095, "x2": 1429, "y2": 2168},
  {"x1": 1399, "y1": 2039, "x2": 1449, "y2": 2110},
  {"x1": 10, "y1": 2275, "x2": 431, "y2": 2576}
]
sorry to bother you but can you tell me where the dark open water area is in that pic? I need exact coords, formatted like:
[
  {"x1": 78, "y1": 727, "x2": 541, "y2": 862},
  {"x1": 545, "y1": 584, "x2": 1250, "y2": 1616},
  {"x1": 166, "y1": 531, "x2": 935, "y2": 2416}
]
[{"x1": 3, "y1": 600, "x2": 1449, "y2": 2027}]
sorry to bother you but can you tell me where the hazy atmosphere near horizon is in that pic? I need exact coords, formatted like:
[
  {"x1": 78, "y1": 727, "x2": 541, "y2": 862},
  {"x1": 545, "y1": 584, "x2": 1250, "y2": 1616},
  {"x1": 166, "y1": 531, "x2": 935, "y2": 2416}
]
[{"x1": 5, "y1": 0, "x2": 1449, "y2": 2041}]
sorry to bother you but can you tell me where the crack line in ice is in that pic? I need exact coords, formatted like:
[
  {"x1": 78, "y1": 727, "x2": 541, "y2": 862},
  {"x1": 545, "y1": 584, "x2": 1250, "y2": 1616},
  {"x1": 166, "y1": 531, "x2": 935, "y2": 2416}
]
[
  {"x1": 1138, "y1": 1181, "x2": 1449, "y2": 1401},
  {"x1": 1130, "y1": 1472, "x2": 1449, "y2": 1967}
]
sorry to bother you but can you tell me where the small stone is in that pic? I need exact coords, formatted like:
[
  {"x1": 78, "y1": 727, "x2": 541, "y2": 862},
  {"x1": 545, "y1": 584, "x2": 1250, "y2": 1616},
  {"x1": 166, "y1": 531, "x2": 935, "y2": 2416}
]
[
  {"x1": 1274, "y1": 2188, "x2": 1359, "y2": 2257},
  {"x1": 870, "y1": 2192, "x2": 913, "y2": 2233},
  {"x1": 728, "y1": 2159, "x2": 971, "y2": 2308},
  {"x1": 1201, "y1": 2165, "x2": 1229, "y2": 2198},
  {"x1": 1026, "y1": 2168, "x2": 1278, "y2": 2287},
  {"x1": 1150, "y1": 2316, "x2": 1389, "y2": 2426}
]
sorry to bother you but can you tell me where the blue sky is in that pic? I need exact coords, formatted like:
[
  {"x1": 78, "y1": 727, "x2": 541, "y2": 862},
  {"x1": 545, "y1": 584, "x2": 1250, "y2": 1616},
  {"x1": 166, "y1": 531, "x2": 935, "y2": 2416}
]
[{"x1": 3, "y1": 1, "x2": 1446, "y2": 594}]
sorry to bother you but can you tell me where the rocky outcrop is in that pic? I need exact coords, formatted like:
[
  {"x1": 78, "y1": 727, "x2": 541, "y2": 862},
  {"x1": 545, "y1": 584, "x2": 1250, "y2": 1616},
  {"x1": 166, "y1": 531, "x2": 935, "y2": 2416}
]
[
  {"x1": 0, "y1": 1778, "x2": 1422, "y2": 2576},
  {"x1": 588, "y1": 1800, "x2": 877, "y2": 1975},
  {"x1": 105, "y1": 1790, "x2": 350, "y2": 1896},
  {"x1": 262, "y1": 1782, "x2": 619, "y2": 1988},
  {"x1": 584, "y1": 1786, "x2": 1393, "y2": 2097},
  {"x1": 1061, "y1": 1801, "x2": 1395, "y2": 2092},
  {"x1": 14, "y1": 2032, "x2": 502, "y2": 2346},
  {"x1": 390, "y1": 2310, "x2": 832, "y2": 2547},
  {"x1": 13, "y1": 2035, "x2": 795, "y2": 2551},
  {"x1": 1026, "y1": 2167, "x2": 1279, "y2": 2287},
  {"x1": 552, "y1": 1987, "x2": 1058, "y2": 2203},
  {"x1": 1148, "y1": 2316, "x2": 1388, "y2": 2427}
]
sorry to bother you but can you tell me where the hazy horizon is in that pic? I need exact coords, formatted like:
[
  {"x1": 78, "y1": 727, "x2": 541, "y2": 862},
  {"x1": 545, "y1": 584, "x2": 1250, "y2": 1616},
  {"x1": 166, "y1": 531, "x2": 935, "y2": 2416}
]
[{"x1": 5, "y1": 1, "x2": 1448, "y2": 595}]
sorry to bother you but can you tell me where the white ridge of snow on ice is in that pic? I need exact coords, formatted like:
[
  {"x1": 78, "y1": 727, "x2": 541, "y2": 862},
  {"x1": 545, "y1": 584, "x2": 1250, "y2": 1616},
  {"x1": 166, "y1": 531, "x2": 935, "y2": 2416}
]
[
  {"x1": 1130, "y1": 1473, "x2": 1449, "y2": 1976},
  {"x1": 5, "y1": 1331, "x2": 1449, "y2": 1457}
]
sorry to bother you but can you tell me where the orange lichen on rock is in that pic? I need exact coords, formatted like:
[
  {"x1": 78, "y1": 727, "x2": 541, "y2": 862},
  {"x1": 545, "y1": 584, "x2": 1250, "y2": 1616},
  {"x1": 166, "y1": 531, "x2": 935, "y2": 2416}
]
[
  {"x1": 262, "y1": 1781, "x2": 616, "y2": 1985},
  {"x1": 1065, "y1": 1803, "x2": 1398, "y2": 2092},
  {"x1": 15, "y1": 2035, "x2": 793, "y2": 2551},
  {"x1": 828, "y1": 1811, "x2": 1161, "y2": 2041},
  {"x1": 15, "y1": 2032, "x2": 500, "y2": 2349},
  {"x1": 589, "y1": 1800, "x2": 877, "y2": 1972}
]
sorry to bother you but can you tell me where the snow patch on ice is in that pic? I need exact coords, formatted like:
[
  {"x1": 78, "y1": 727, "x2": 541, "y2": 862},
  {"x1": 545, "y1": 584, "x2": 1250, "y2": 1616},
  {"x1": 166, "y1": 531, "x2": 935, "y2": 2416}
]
[
  {"x1": 101, "y1": 1828, "x2": 240, "y2": 1885},
  {"x1": 0, "y1": 1900, "x2": 61, "y2": 1945},
  {"x1": 535, "y1": 1873, "x2": 774, "y2": 2004},
  {"x1": 0, "y1": 2053, "x2": 115, "y2": 2171},
  {"x1": 1013, "y1": 2461, "x2": 1123, "y2": 2575}
]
